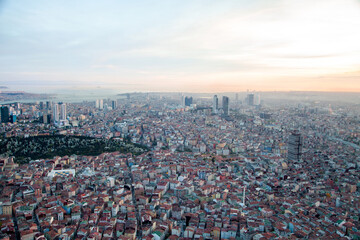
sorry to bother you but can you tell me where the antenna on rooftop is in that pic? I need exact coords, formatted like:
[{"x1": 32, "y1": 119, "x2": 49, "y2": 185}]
[
  {"x1": 243, "y1": 186, "x2": 246, "y2": 206},
  {"x1": 240, "y1": 186, "x2": 246, "y2": 207}
]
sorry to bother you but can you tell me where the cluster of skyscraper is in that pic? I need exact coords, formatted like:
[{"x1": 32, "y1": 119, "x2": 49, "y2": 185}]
[
  {"x1": 211, "y1": 93, "x2": 261, "y2": 117},
  {"x1": 95, "y1": 99, "x2": 104, "y2": 109},
  {"x1": 184, "y1": 97, "x2": 193, "y2": 107},
  {"x1": 245, "y1": 92, "x2": 261, "y2": 106},
  {"x1": 95, "y1": 99, "x2": 118, "y2": 110},
  {"x1": 0, "y1": 103, "x2": 22, "y2": 123},
  {"x1": 180, "y1": 95, "x2": 193, "y2": 107},
  {"x1": 53, "y1": 102, "x2": 67, "y2": 126},
  {"x1": 212, "y1": 95, "x2": 229, "y2": 116},
  {"x1": 1, "y1": 101, "x2": 57, "y2": 124},
  {"x1": 38, "y1": 101, "x2": 53, "y2": 124}
]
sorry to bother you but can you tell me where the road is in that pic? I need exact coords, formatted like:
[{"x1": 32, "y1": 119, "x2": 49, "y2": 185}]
[{"x1": 126, "y1": 158, "x2": 142, "y2": 239}]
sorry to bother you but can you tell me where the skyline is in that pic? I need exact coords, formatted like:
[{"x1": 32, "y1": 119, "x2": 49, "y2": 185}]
[{"x1": 1, "y1": 0, "x2": 360, "y2": 93}]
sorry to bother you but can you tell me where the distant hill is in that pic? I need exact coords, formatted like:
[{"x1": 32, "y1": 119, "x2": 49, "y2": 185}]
[{"x1": 0, "y1": 91, "x2": 51, "y2": 103}]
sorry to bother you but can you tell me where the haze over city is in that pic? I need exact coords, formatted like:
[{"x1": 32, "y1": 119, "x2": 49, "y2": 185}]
[
  {"x1": 1, "y1": 0, "x2": 360, "y2": 93},
  {"x1": 0, "y1": 1, "x2": 360, "y2": 240}
]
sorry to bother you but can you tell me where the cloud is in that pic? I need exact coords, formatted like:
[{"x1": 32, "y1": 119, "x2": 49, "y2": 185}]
[
  {"x1": 0, "y1": 0, "x2": 359, "y2": 92},
  {"x1": 90, "y1": 65, "x2": 118, "y2": 69}
]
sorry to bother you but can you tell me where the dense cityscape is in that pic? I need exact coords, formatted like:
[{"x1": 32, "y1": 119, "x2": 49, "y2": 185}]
[
  {"x1": 2, "y1": 0, "x2": 360, "y2": 239},
  {"x1": 0, "y1": 92, "x2": 359, "y2": 240}
]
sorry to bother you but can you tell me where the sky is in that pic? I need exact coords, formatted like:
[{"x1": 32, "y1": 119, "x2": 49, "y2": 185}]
[{"x1": 0, "y1": 0, "x2": 360, "y2": 93}]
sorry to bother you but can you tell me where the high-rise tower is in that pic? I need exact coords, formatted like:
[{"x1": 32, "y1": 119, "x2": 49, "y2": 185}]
[
  {"x1": 247, "y1": 93, "x2": 254, "y2": 106},
  {"x1": 222, "y1": 96, "x2": 229, "y2": 116},
  {"x1": 1, "y1": 106, "x2": 10, "y2": 123},
  {"x1": 288, "y1": 131, "x2": 303, "y2": 162},
  {"x1": 60, "y1": 103, "x2": 67, "y2": 121},
  {"x1": 112, "y1": 100, "x2": 117, "y2": 110},
  {"x1": 53, "y1": 103, "x2": 59, "y2": 123},
  {"x1": 185, "y1": 97, "x2": 193, "y2": 107},
  {"x1": 46, "y1": 101, "x2": 51, "y2": 110},
  {"x1": 213, "y1": 95, "x2": 218, "y2": 114},
  {"x1": 99, "y1": 99, "x2": 104, "y2": 109}
]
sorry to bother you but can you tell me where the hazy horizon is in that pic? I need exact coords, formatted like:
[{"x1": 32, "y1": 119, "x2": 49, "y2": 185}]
[{"x1": 1, "y1": 0, "x2": 360, "y2": 92}]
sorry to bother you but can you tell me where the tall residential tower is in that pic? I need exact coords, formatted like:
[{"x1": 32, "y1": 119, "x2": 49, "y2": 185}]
[
  {"x1": 288, "y1": 131, "x2": 303, "y2": 162},
  {"x1": 1, "y1": 106, "x2": 10, "y2": 123},
  {"x1": 213, "y1": 95, "x2": 218, "y2": 114},
  {"x1": 59, "y1": 102, "x2": 67, "y2": 121},
  {"x1": 222, "y1": 96, "x2": 229, "y2": 116},
  {"x1": 53, "y1": 103, "x2": 59, "y2": 123}
]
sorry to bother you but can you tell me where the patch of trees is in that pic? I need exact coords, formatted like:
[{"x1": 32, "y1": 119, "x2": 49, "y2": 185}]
[{"x1": 0, "y1": 135, "x2": 149, "y2": 164}]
